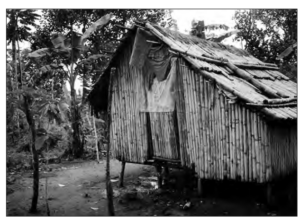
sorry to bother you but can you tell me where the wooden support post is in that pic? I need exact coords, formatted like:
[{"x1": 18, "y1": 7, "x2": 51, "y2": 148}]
[
  {"x1": 164, "y1": 166, "x2": 170, "y2": 176},
  {"x1": 163, "y1": 165, "x2": 170, "y2": 186},
  {"x1": 155, "y1": 165, "x2": 163, "y2": 188},
  {"x1": 197, "y1": 177, "x2": 203, "y2": 197},
  {"x1": 119, "y1": 161, "x2": 126, "y2": 188},
  {"x1": 266, "y1": 182, "x2": 273, "y2": 205}
]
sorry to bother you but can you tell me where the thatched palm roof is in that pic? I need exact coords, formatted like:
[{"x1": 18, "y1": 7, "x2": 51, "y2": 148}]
[{"x1": 88, "y1": 22, "x2": 297, "y2": 120}]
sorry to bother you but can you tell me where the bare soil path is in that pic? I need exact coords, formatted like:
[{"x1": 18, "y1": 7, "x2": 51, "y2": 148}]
[{"x1": 6, "y1": 159, "x2": 296, "y2": 216}]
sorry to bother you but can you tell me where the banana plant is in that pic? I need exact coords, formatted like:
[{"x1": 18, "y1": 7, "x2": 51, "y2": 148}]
[
  {"x1": 27, "y1": 13, "x2": 113, "y2": 159},
  {"x1": 28, "y1": 13, "x2": 112, "y2": 61}
]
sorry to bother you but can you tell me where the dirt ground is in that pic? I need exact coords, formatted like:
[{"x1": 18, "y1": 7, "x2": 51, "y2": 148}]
[{"x1": 6, "y1": 159, "x2": 297, "y2": 216}]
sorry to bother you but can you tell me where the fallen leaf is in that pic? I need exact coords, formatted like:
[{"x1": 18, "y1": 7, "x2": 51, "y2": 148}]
[
  {"x1": 90, "y1": 207, "x2": 99, "y2": 211},
  {"x1": 111, "y1": 178, "x2": 119, "y2": 183},
  {"x1": 183, "y1": 202, "x2": 191, "y2": 210}
]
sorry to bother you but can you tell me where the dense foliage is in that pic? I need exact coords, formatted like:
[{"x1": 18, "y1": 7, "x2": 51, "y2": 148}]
[{"x1": 234, "y1": 9, "x2": 297, "y2": 81}]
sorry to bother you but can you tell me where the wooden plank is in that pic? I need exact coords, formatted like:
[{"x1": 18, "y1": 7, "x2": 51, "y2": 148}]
[
  {"x1": 239, "y1": 106, "x2": 245, "y2": 181},
  {"x1": 114, "y1": 67, "x2": 121, "y2": 159},
  {"x1": 190, "y1": 70, "x2": 198, "y2": 168},
  {"x1": 139, "y1": 62, "x2": 149, "y2": 161},
  {"x1": 134, "y1": 68, "x2": 144, "y2": 162},
  {"x1": 125, "y1": 55, "x2": 137, "y2": 162},
  {"x1": 182, "y1": 65, "x2": 193, "y2": 166},
  {"x1": 219, "y1": 94, "x2": 226, "y2": 179},
  {"x1": 186, "y1": 68, "x2": 196, "y2": 168},
  {"x1": 242, "y1": 106, "x2": 248, "y2": 181},
  {"x1": 214, "y1": 85, "x2": 220, "y2": 180},
  {"x1": 194, "y1": 73, "x2": 204, "y2": 177},
  {"x1": 192, "y1": 69, "x2": 201, "y2": 170},
  {"x1": 178, "y1": 59, "x2": 189, "y2": 166},
  {"x1": 253, "y1": 113, "x2": 261, "y2": 182},
  {"x1": 223, "y1": 96, "x2": 230, "y2": 178},
  {"x1": 176, "y1": 61, "x2": 186, "y2": 166},
  {"x1": 206, "y1": 80, "x2": 213, "y2": 179},
  {"x1": 135, "y1": 68, "x2": 144, "y2": 162},
  {"x1": 194, "y1": 71, "x2": 202, "y2": 173},
  {"x1": 246, "y1": 109, "x2": 252, "y2": 181},
  {"x1": 121, "y1": 58, "x2": 133, "y2": 161},
  {"x1": 259, "y1": 116, "x2": 266, "y2": 182},
  {"x1": 199, "y1": 74, "x2": 207, "y2": 178},
  {"x1": 234, "y1": 104, "x2": 240, "y2": 180},
  {"x1": 118, "y1": 66, "x2": 127, "y2": 160},
  {"x1": 215, "y1": 88, "x2": 222, "y2": 179},
  {"x1": 111, "y1": 73, "x2": 117, "y2": 159},
  {"x1": 230, "y1": 103, "x2": 236, "y2": 179},
  {"x1": 211, "y1": 81, "x2": 217, "y2": 179},
  {"x1": 203, "y1": 79, "x2": 210, "y2": 178},
  {"x1": 250, "y1": 111, "x2": 257, "y2": 181},
  {"x1": 212, "y1": 84, "x2": 218, "y2": 180}
]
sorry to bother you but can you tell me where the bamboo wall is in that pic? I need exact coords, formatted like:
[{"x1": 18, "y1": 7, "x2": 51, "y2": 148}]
[
  {"x1": 109, "y1": 40, "x2": 297, "y2": 182},
  {"x1": 149, "y1": 112, "x2": 180, "y2": 160},
  {"x1": 177, "y1": 58, "x2": 297, "y2": 182},
  {"x1": 110, "y1": 42, "x2": 149, "y2": 163},
  {"x1": 110, "y1": 41, "x2": 181, "y2": 163},
  {"x1": 269, "y1": 123, "x2": 297, "y2": 178}
]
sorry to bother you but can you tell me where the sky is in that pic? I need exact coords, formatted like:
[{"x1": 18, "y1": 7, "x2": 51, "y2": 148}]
[
  {"x1": 172, "y1": 10, "x2": 236, "y2": 33},
  {"x1": 172, "y1": 9, "x2": 243, "y2": 48}
]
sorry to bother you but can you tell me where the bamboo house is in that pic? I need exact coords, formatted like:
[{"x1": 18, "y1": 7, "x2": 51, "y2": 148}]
[{"x1": 88, "y1": 22, "x2": 297, "y2": 184}]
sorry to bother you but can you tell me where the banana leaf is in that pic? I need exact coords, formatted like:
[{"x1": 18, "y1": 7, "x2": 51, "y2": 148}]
[
  {"x1": 81, "y1": 13, "x2": 113, "y2": 42},
  {"x1": 278, "y1": 42, "x2": 297, "y2": 60},
  {"x1": 79, "y1": 54, "x2": 109, "y2": 64},
  {"x1": 51, "y1": 33, "x2": 66, "y2": 49},
  {"x1": 40, "y1": 65, "x2": 52, "y2": 73},
  {"x1": 28, "y1": 48, "x2": 51, "y2": 58}
]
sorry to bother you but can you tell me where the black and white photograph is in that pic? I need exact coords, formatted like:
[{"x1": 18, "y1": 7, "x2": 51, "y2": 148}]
[{"x1": 5, "y1": 7, "x2": 297, "y2": 216}]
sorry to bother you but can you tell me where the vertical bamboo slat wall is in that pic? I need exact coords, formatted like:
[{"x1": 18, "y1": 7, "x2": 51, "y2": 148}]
[
  {"x1": 177, "y1": 58, "x2": 297, "y2": 183},
  {"x1": 109, "y1": 40, "x2": 297, "y2": 183},
  {"x1": 268, "y1": 123, "x2": 297, "y2": 178},
  {"x1": 149, "y1": 112, "x2": 180, "y2": 159},
  {"x1": 110, "y1": 43, "x2": 150, "y2": 163}
]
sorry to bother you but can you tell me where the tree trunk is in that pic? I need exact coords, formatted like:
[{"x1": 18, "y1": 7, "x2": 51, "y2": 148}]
[
  {"x1": 70, "y1": 86, "x2": 83, "y2": 158},
  {"x1": 11, "y1": 22, "x2": 20, "y2": 137},
  {"x1": 11, "y1": 11, "x2": 18, "y2": 92},
  {"x1": 105, "y1": 69, "x2": 115, "y2": 216},
  {"x1": 24, "y1": 95, "x2": 39, "y2": 213},
  {"x1": 16, "y1": 39, "x2": 23, "y2": 89},
  {"x1": 69, "y1": 21, "x2": 84, "y2": 158}
]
